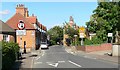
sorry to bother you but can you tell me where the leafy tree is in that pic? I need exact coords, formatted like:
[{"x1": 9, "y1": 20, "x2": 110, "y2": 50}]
[
  {"x1": 63, "y1": 22, "x2": 79, "y2": 46},
  {"x1": 86, "y1": 1, "x2": 120, "y2": 42},
  {"x1": 63, "y1": 22, "x2": 79, "y2": 39},
  {"x1": 47, "y1": 26, "x2": 63, "y2": 45}
]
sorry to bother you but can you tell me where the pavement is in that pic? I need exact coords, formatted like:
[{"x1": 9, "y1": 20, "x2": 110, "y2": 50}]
[
  {"x1": 12, "y1": 49, "x2": 42, "y2": 70},
  {"x1": 65, "y1": 46, "x2": 119, "y2": 64}
]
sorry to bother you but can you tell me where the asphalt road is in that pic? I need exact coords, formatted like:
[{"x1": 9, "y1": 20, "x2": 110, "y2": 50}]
[{"x1": 32, "y1": 45, "x2": 118, "y2": 69}]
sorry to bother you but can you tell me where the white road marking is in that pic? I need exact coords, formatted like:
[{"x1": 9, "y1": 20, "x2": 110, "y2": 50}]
[
  {"x1": 31, "y1": 57, "x2": 34, "y2": 68},
  {"x1": 35, "y1": 56, "x2": 41, "y2": 60},
  {"x1": 47, "y1": 62, "x2": 59, "y2": 67},
  {"x1": 68, "y1": 60, "x2": 82, "y2": 67},
  {"x1": 58, "y1": 61, "x2": 65, "y2": 63},
  {"x1": 42, "y1": 51, "x2": 45, "y2": 56},
  {"x1": 84, "y1": 56, "x2": 96, "y2": 59},
  {"x1": 34, "y1": 62, "x2": 42, "y2": 64}
]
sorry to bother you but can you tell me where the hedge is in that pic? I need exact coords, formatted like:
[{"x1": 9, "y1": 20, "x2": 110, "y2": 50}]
[
  {"x1": 84, "y1": 36, "x2": 103, "y2": 45},
  {"x1": 1, "y1": 41, "x2": 20, "y2": 70}
]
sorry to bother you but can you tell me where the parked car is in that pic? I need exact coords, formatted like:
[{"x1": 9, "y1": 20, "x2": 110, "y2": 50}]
[{"x1": 40, "y1": 42, "x2": 48, "y2": 49}]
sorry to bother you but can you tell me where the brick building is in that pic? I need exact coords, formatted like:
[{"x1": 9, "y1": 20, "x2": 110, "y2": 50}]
[
  {"x1": 0, "y1": 20, "x2": 15, "y2": 42},
  {"x1": 6, "y1": 4, "x2": 47, "y2": 51},
  {"x1": 63, "y1": 16, "x2": 79, "y2": 46}
]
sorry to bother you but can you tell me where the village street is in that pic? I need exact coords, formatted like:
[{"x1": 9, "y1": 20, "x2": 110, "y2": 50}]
[{"x1": 31, "y1": 45, "x2": 118, "y2": 69}]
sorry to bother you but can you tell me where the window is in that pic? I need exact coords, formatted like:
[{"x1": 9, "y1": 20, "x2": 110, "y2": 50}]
[{"x1": 3, "y1": 34, "x2": 8, "y2": 42}]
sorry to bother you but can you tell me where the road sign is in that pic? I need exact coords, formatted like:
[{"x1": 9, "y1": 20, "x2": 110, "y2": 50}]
[
  {"x1": 17, "y1": 20, "x2": 25, "y2": 30},
  {"x1": 16, "y1": 30, "x2": 26, "y2": 35},
  {"x1": 79, "y1": 33, "x2": 85, "y2": 38},
  {"x1": 108, "y1": 33, "x2": 113, "y2": 37},
  {"x1": 79, "y1": 27, "x2": 85, "y2": 33}
]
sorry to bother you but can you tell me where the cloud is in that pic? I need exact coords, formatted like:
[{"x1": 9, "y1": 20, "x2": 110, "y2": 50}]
[{"x1": 0, "y1": 10, "x2": 10, "y2": 15}]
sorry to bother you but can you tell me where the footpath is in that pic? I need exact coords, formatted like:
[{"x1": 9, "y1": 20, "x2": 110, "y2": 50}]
[
  {"x1": 65, "y1": 46, "x2": 119, "y2": 64},
  {"x1": 12, "y1": 49, "x2": 42, "y2": 70}
]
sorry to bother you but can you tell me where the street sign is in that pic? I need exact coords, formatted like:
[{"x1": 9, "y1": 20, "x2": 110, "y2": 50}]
[
  {"x1": 79, "y1": 27, "x2": 85, "y2": 33},
  {"x1": 16, "y1": 30, "x2": 26, "y2": 35},
  {"x1": 79, "y1": 33, "x2": 85, "y2": 38},
  {"x1": 74, "y1": 35, "x2": 77, "y2": 37},
  {"x1": 108, "y1": 33, "x2": 113, "y2": 37},
  {"x1": 17, "y1": 20, "x2": 25, "y2": 30},
  {"x1": 31, "y1": 31, "x2": 35, "y2": 36}
]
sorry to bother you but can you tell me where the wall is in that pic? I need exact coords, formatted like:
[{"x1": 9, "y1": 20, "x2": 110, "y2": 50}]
[
  {"x1": 17, "y1": 30, "x2": 36, "y2": 51},
  {"x1": 76, "y1": 43, "x2": 112, "y2": 52}
]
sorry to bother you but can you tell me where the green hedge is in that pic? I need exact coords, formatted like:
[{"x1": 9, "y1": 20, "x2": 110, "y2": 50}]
[
  {"x1": 84, "y1": 36, "x2": 103, "y2": 45},
  {"x1": 1, "y1": 41, "x2": 20, "y2": 70}
]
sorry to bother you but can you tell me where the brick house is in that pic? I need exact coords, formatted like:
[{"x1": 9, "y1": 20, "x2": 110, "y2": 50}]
[
  {"x1": 63, "y1": 16, "x2": 79, "y2": 46},
  {"x1": 0, "y1": 20, "x2": 15, "y2": 42},
  {"x1": 6, "y1": 4, "x2": 47, "y2": 52}
]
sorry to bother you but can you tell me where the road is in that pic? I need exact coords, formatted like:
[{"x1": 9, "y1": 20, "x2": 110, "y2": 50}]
[{"x1": 32, "y1": 45, "x2": 118, "y2": 69}]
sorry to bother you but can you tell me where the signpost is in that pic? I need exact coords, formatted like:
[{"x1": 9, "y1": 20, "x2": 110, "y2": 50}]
[
  {"x1": 74, "y1": 35, "x2": 77, "y2": 47},
  {"x1": 108, "y1": 33, "x2": 113, "y2": 43},
  {"x1": 79, "y1": 27, "x2": 86, "y2": 46},
  {"x1": 17, "y1": 20, "x2": 26, "y2": 53},
  {"x1": 16, "y1": 30, "x2": 26, "y2": 35}
]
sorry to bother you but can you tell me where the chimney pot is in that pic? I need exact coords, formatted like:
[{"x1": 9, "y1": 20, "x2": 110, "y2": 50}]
[{"x1": 32, "y1": 14, "x2": 34, "y2": 17}]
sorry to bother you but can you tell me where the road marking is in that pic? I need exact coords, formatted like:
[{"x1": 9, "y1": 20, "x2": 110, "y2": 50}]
[
  {"x1": 42, "y1": 51, "x2": 45, "y2": 56},
  {"x1": 34, "y1": 62, "x2": 42, "y2": 64},
  {"x1": 35, "y1": 56, "x2": 41, "y2": 60},
  {"x1": 68, "y1": 60, "x2": 82, "y2": 67},
  {"x1": 58, "y1": 61, "x2": 65, "y2": 63},
  {"x1": 47, "y1": 62, "x2": 59, "y2": 67},
  {"x1": 84, "y1": 56, "x2": 96, "y2": 59},
  {"x1": 31, "y1": 57, "x2": 34, "y2": 68}
]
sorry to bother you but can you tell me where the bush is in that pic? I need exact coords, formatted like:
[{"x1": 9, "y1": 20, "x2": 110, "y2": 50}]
[
  {"x1": 1, "y1": 41, "x2": 20, "y2": 70},
  {"x1": 50, "y1": 40, "x2": 56, "y2": 45},
  {"x1": 84, "y1": 36, "x2": 103, "y2": 45},
  {"x1": 84, "y1": 38, "x2": 93, "y2": 45}
]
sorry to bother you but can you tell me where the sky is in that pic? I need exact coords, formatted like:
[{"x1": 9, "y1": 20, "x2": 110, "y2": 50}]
[{"x1": 0, "y1": 2, "x2": 98, "y2": 30}]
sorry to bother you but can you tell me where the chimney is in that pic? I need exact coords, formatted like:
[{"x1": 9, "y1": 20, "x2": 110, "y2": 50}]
[
  {"x1": 16, "y1": 4, "x2": 29, "y2": 17},
  {"x1": 25, "y1": 8, "x2": 29, "y2": 17},
  {"x1": 32, "y1": 14, "x2": 34, "y2": 17}
]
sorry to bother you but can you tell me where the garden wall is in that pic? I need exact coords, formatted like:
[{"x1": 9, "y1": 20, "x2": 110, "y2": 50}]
[{"x1": 76, "y1": 43, "x2": 112, "y2": 52}]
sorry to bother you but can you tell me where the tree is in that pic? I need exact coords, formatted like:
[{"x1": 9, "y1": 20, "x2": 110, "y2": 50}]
[
  {"x1": 47, "y1": 26, "x2": 63, "y2": 45},
  {"x1": 64, "y1": 22, "x2": 79, "y2": 39},
  {"x1": 86, "y1": 1, "x2": 120, "y2": 42},
  {"x1": 63, "y1": 22, "x2": 79, "y2": 46}
]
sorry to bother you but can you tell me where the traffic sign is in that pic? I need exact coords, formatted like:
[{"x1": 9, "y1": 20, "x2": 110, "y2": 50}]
[
  {"x1": 17, "y1": 20, "x2": 25, "y2": 30},
  {"x1": 79, "y1": 27, "x2": 85, "y2": 33},
  {"x1": 108, "y1": 33, "x2": 113, "y2": 37},
  {"x1": 79, "y1": 33, "x2": 85, "y2": 38},
  {"x1": 16, "y1": 30, "x2": 26, "y2": 35}
]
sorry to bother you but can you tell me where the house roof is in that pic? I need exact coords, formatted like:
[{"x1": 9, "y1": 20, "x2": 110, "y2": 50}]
[
  {"x1": 0, "y1": 20, "x2": 15, "y2": 33},
  {"x1": 26, "y1": 16, "x2": 37, "y2": 24},
  {"x1": 6, "y1": 13, "x2": 35, "y2": 30}
]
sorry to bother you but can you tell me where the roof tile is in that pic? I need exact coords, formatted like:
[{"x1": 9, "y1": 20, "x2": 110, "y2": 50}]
[{"x1": 6, "y1": 13, "x2": 35, "y2": 30}]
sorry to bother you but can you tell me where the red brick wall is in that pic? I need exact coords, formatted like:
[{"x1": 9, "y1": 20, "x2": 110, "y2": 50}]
[{"x1": 76, "y1": 43, "x2": 112, "y2": 52}]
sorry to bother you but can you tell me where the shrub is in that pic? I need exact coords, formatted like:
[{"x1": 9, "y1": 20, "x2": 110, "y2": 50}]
[
  {"x1": 84, "y1": 36, "x2": 103, "y2": 45},
  {"x1": 1, "y1": 41, "x2": 20, "y2": 70},
  {"x1": 84, "y1": 38, "x2": 93, "y2": 45}
]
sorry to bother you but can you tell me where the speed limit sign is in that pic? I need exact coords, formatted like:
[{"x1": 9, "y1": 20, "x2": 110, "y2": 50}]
[{"x1": 17, "y1": 20, "x2": 25, "y2": 30}]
